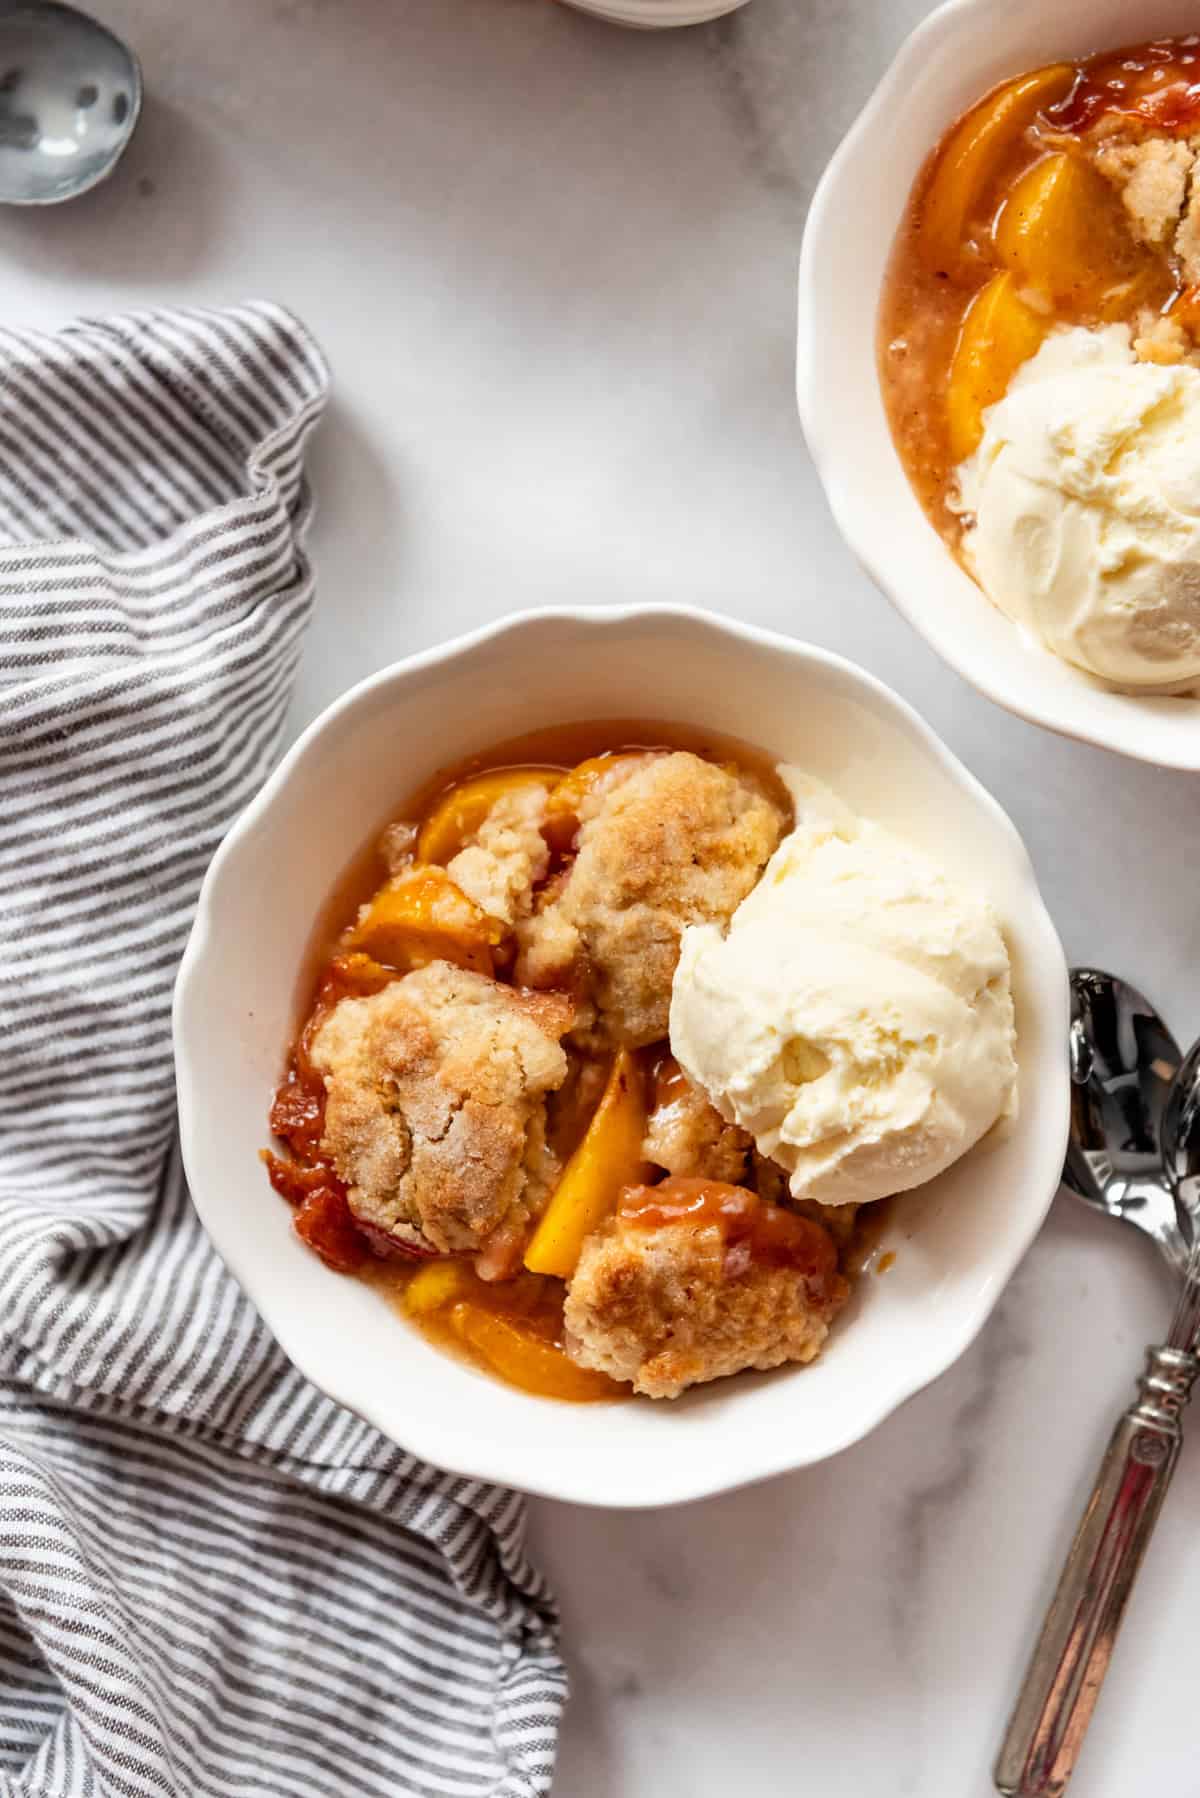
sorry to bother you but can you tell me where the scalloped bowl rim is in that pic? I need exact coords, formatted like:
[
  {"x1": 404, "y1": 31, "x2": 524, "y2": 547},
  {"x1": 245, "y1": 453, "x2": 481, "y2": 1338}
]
[
  {"x1": 797, "y1": 0, "x2": 1200, "y2": 772},
  {"x1": 174, "y1": 605, "x2": 1068, "y2": 1507}
]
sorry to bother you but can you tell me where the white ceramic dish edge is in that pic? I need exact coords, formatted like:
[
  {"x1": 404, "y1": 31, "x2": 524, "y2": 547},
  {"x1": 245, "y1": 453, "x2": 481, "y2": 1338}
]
[
  {"x1": 560, "y1": 0, "x2": 749, "y2": 25},
  {"x1": 175, "y1": 604, "x2": 1069, "y2": 1507},
  {"x1": 797, "y1": 0, "x2": 1200, "y2": 772}
]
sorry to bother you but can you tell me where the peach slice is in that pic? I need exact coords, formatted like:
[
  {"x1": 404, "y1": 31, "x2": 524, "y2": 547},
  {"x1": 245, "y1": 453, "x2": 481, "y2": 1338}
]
[
  {"x1": 919, "y1": 63, "x2": 1075, "y2": 280},
  {"x1": 292, "y1": 1184, "x2": 366, "y2": 1274},
  {"x1": 524, "y1": 1048, "x2": 647, "y2": 1279},
  {"x1": 1169, "y1": 284, "x2": 1200, "y2": 340},
  {"x1": 450, "y1": 1304, "x2": 621, "y2": 1401},
  {"x1": 405, "y1": 1258, "x2": 553, "y2": 1317},
  {"x1": 993, "y1": 150, "x2": 1154, "y2": 310},
  {"x1": 403, "y1": 1258, "x2": 474, "y2": 1316},
  {"x1": 320, "y1": 952, "x2": 402, "y2": 1003},
  {"x1": 416, "y1": 768, "x2": 559, "y2": 866},
  {"x1": 348, "y1": 866, "x2": 505, "y2": 976},
  {"x1": 946, "y1": 272, "x2": 1048, "y2": 462},
  {"x1": 1093, "y1": 262, "x2": 1174, "y2": 326}
]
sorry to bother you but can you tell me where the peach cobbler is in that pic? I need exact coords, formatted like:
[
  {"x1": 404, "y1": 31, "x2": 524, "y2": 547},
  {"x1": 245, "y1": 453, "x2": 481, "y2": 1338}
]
[
  {"x1": 881, "y1": 37, "x2": 1200, "y2": 690},
  {"x1": 265, "y1": 725, "x2": 1018, "y2": 1403}
]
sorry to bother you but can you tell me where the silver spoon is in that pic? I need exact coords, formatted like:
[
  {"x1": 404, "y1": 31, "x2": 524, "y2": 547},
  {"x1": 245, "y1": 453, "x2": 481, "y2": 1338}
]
[
  {"x1": 0, "y1": 2, "x2": 141, "y2": 206},
  {"x1": 996, "y1": 1013, "x2": 1200, "y2": 1797},
  {"x1": 1063, "y1": 967, "x2": 1187, "y2": 1273}
]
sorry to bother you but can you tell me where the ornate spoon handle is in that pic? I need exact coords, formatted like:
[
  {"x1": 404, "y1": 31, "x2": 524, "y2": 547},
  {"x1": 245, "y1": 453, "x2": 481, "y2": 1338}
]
[{"x1": 994, "y1": 1343, "x2": 1198, "y2": 1796}]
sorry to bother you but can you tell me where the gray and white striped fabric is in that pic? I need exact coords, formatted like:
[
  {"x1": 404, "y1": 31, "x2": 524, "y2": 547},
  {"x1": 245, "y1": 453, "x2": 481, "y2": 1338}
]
[{"x1": 0, "y1": 302, "x2": 565, "y2": 1797}]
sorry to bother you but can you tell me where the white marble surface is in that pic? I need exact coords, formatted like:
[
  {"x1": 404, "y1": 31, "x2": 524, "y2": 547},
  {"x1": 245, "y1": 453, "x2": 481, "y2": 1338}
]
[{"x1": 9, "y1": 0, "x2": 1200, "y2": 1791}]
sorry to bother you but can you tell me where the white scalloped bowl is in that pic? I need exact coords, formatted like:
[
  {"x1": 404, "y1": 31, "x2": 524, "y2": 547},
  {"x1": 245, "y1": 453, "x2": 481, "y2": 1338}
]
[
  {"x1": 798, "y1": 0, "x2": 1200, "y2": 770},
  {"x1": 174, "y1": 607, "x2": 1068, "y2": 1507}
]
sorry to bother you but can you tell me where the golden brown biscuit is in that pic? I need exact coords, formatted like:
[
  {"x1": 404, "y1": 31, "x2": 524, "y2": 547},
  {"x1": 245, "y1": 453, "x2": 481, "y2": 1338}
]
[
  {"x1": 564, "y1": 1212, "x2": 843, "y2": 1399},
  {"x1": 1083, "y1": 123, "x2": 1200, "y2": 288},
  {"x1": 517, "y1": 752, "x2": 784, "y2": 1049},
  {"x1": 1090, "y1": 129, "x2": 1194, "y2": 250},
  {"x1": 309, "y1": 961, "x2": 572, "y2": 1255},
  {"x1": 445, "y1": 785, "x2": 551, "y2": 926}
]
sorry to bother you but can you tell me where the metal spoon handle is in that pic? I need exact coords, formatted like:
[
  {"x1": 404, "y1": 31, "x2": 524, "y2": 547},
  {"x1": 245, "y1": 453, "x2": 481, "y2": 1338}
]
[{"x1": 994, "y1": 1343, "x2": 1198, "y2": 1797}]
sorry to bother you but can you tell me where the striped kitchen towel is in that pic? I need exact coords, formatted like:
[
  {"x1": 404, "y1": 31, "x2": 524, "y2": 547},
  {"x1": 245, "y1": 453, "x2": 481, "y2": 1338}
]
[{"x1": 0, "y1": 302, "x2": 565, "y2": 1798}]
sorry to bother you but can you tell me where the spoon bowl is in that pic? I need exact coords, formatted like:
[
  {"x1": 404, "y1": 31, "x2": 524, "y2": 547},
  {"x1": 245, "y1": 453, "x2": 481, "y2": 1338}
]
[
  {"x1": 1163, "y1": 1034, "x2": 1200, "y2": 1234},
  {"x1": 0, "y1": 1, "x2": 141, "y2": 206},
  {"x1": 1065, "y1": 967, "x2": 1186, "y2": 1272}
]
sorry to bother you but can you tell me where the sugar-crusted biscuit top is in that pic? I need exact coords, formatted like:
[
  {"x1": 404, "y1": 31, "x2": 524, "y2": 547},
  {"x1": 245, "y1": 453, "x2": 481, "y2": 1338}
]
[
  {"x1": 309, "y1": 961, "x2": 572, "y2": 1255},
  {"x1": 564, "y1": 1212, "x2": 840, "y2": 1400},
  {"x1": 516, "y1": 751, "x2": 784, "y2": 1049}
]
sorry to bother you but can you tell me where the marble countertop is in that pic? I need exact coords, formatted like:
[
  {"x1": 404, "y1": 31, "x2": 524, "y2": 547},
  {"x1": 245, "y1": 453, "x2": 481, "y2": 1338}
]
[{"x1": 11, "y1": 1, "x2": 1200, "y2": 1791}]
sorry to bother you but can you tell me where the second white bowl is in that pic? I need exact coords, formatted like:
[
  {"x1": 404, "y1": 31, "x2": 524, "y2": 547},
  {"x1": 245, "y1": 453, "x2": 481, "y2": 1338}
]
[{"x1": 797, "y1": 0, "x2": 1200, "y2": 771}]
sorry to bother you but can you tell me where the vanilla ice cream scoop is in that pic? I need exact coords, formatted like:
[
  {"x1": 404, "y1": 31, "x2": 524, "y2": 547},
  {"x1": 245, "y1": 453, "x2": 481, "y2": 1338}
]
[
  {"x1": 957, "y1": 324, "x2": 1200, "y2": 691},
  {"x1": 668, "y1": 777, "x2": 1017, "y2": 1207}
]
